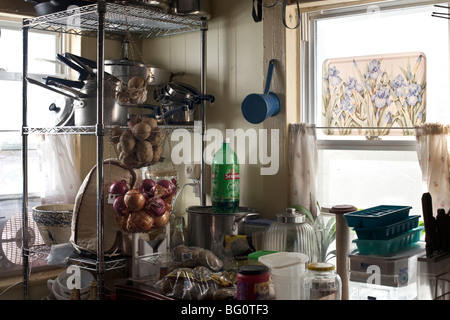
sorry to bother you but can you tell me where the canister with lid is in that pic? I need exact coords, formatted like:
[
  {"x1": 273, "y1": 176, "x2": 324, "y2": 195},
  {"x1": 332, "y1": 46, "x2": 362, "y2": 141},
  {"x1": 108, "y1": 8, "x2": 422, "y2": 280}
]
[
  {"x1": 300, "y1": 262, "x2": 342, "y2": 300},
  {"x1": 264, "y1": 208, "x2": 319, "y2": 262}
]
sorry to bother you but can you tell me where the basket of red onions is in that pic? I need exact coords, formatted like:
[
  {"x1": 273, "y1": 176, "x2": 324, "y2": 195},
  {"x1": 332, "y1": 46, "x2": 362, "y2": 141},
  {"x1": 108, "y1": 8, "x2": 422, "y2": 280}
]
[{"x1": 109, "y1": 178, "x2": 177, "y2": 233}]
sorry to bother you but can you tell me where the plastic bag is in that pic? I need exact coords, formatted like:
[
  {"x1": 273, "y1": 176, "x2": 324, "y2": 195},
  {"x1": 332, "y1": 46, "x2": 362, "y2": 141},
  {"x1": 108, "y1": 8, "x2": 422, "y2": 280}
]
[
  {"x1": 155, "y1": 266, "x2": 236, "y2": 300},
  {"x1": 172, "y1": 245, "x2": 224, "y2": 272}
]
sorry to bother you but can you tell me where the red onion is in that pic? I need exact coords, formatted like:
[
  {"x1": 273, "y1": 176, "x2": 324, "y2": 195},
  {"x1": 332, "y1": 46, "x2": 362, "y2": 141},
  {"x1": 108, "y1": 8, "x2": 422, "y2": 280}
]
[
  {"x1": 124, "y1": 189, "x2": 146, "y2": 211},
  {"x1": 153, "y1": 211, "x2": 170, "y2": 228},
  {"x1": 113, "y1": 195, "x2": 127, "y2": 216},
  {"x1": 138, "y1": 179, "x2": 156, "y2": 197},
  {"x1": 145, "y1": 197, "x2": 167, "y2": 217},
  {"x1": 109, "y1": 180, "x2": 129, "y2": 195},
  {"x1": 156, "y1": 179, "x2": 176, "y2": 198}
]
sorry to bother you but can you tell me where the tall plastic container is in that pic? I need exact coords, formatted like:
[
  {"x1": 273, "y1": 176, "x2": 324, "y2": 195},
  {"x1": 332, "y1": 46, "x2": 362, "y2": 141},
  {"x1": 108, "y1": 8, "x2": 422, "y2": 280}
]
[
  {"x1": 211, "y1": 138, "x2": 240, "y2": 213},
  {"x1": 258, "y1": 252, "x2": 309, "y2": 300}
]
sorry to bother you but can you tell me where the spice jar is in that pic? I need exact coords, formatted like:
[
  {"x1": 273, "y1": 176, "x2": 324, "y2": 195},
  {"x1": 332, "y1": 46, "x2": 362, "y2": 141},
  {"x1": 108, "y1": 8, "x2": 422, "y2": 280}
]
[
  {"x1": 237, "y1": 265, "x2": 270, "y2": 300},
  {"x1": 300, "y1": 262, "x2": 342, "y2": 300}
]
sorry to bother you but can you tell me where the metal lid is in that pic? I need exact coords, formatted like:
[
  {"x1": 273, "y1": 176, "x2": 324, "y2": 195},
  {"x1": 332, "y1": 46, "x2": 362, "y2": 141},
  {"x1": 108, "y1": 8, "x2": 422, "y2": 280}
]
[
  {"x1": 307, "y1": 262, "x2": 335, "y2": 272},
  {"x1": 47, "y1": 96, "x2": 74, "y2": 127},
  {"x1": 238, "y1": 265, "x2": 269, "y2": 275},
  {"x1": 186, "y1": 206, "x2": 258, "y2": 216},
  {"x1": 276, "y1": 207, "x2": 306, "y2": 223},
  {"x1": 105, "y1": 58, "x2": 146, "y2": 68}
]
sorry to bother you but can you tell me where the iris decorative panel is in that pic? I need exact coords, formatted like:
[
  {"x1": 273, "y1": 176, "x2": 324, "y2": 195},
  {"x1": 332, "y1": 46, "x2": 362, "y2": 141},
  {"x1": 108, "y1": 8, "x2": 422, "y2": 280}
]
[{"x1": 322, "y1": 52, "x2": 426, "y2": 137}]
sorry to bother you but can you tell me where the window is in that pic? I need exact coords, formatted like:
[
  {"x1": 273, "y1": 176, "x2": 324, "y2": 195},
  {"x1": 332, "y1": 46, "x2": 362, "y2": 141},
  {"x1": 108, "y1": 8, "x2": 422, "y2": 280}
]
[
  {"x1": 0, "y1": 18, "x2": 66, "y2": 278},
  {"x1": 301, "y1": 1, "x2": 450, "y2": 212}
]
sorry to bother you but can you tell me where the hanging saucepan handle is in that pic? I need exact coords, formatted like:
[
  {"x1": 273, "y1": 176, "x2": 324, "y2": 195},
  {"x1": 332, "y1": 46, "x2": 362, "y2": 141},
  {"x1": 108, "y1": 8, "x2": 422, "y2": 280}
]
[
  {"x1": 283, "y1": 0, "x2": 301, "y2": 29},
  {"x1": 192, "y1": 94, "x2": 215, "y2": 105},
  {"x1": 44, "y1": 76, "x2": 85, "y2": 89},
  {"x1": 64, "y1": 52, "x2": 97, "y2": 78},
  {"x1": 252, "y1": 0, "x2": 262, "y2": 22},
  {"x1": 26, "y1": 77, "x2": 82, "y2": 101},
  {"x1": 56, "y1": 53, "x2": 91, "y2": 81},
  {"x1": 45, "y1": 79, "x2": 89, "y2": 98},
  {"x1": 264, "y1": 59, "x2": 276, "y2": 95}
]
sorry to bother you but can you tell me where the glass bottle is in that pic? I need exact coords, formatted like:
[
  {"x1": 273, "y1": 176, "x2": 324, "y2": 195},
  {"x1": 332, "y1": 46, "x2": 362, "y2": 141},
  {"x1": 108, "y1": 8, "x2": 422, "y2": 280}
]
[
  {"x1": 88, "y1": 281, "x2": 98, "y2": 300},
  {"x1": 300, "y1": 262, "x2": 342, "y2": 300},
  {"x1": 211, "y1": 137, "x2": 240, "y2": 213},
  {"x1": 170, "y1": 216, "x2": 186, "y2": 251},
  {"x1": 70, "y1": 288, "x2": 81, "y2": 300},
  {"x1": 264, "y1": 208, "x2": 319, "y2": 263}
]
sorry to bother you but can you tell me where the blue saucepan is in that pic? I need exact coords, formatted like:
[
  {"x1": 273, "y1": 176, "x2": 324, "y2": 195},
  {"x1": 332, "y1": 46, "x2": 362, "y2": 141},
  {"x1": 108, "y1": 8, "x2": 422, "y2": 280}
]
[{"x1": 241, "y1": 59, "x2": 280, "y2": 124}]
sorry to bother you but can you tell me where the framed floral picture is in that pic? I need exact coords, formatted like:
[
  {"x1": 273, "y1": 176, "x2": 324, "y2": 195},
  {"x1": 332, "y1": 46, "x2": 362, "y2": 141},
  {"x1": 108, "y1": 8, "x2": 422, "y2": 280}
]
[{"x1": 322, "y1": 52, "x2": 426, "y2": 137}]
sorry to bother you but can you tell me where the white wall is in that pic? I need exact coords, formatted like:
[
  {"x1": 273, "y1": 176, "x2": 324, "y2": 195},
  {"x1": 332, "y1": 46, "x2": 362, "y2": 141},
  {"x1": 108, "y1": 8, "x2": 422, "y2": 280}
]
[{"x1": 141, "y1": 0, "x2": 267, "y2": 216}]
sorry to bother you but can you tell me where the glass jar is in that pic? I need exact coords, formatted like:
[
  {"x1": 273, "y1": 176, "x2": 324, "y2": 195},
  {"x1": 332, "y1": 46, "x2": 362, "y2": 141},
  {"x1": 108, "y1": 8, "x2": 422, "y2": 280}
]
[
  {"x1": 145, "y1": 157, "x2": 178, "y2": 184},
  {"x1": 300, "y1": 262, "x2": 342, "y2": 300},
  {"x1": 264, "y1": 208, "x2": 319, "y2": 263}
]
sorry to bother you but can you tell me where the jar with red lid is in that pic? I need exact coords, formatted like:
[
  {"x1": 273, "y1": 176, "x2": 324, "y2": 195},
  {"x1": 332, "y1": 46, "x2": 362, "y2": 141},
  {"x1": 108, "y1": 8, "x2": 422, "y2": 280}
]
[{"x1": 237, "y1": 265, "x2": 270, "y2": 300}]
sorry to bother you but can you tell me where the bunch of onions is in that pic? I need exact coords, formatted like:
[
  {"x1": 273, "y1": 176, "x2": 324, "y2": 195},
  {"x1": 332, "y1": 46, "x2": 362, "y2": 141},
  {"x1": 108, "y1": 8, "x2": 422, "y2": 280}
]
[{"x1": 108, "y1": 178, "x2": 177, "y2": 233}]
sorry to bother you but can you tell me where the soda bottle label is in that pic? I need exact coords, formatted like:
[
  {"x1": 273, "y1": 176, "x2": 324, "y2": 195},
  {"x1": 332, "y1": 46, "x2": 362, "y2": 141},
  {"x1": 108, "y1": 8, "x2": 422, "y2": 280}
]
[{"x1": 212, "y1": 164, "x2": 240, "y2": 202}]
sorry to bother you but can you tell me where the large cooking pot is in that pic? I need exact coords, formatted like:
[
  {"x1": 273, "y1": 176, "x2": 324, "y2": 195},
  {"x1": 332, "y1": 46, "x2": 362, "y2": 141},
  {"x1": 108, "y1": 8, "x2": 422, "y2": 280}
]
[
  {"x1": 169, "y1": 0, "x2": 211, "y2": 19},
  {"x1": 25, "y1": 0, "x2": 95, "y2": 16},
  {"x1": 27, "y1": 74, "x2": 127, "y2": 126},
  {"x1": 186, "y1": 206, "x2": 259, "y2": 251},
  {"x1": 105, "y1": 59, "x2": 148, "y2": 84},
  {"x1": 71, "y1": 77, "x2": 127, "y2": 126}
]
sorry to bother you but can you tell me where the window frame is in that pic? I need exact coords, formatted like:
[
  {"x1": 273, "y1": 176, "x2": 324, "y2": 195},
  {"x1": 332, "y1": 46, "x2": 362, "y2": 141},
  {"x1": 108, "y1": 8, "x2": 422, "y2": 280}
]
[
  {"x1": 299, "y1": 0, "x2": 449, "y2": 151},
  {"x1": 0, "y1": 17, "x2": 72, "y2": 278}
]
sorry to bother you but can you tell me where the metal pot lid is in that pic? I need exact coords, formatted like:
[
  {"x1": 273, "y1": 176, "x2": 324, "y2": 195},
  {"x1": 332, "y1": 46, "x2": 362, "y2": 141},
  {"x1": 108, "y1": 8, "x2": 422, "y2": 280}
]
[
  {"x1": 105, "y1": 58, "x2": 146, "y2": 68},
  {"x1": 186, "y1": 206, "x2": 258, "y2": 215},
  {"x1": 276, "y1": 207, "x2": 306, "y2": 223},
  {"x1": 46, "y1": 95, "x2": 74, "y2": 127}
]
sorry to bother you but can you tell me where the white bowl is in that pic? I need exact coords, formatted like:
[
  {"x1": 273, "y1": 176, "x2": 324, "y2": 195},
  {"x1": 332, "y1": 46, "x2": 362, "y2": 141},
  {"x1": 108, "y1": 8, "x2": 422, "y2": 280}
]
[
  {"x1": 32, "y1": 204, "x2": 74, "y2": 246},
  {"x1": 47, "y1": 279, "x2": 69, "y2": 300},
  {"x1": 48, "y1": 269, "x2": 95, "y2": 300}
]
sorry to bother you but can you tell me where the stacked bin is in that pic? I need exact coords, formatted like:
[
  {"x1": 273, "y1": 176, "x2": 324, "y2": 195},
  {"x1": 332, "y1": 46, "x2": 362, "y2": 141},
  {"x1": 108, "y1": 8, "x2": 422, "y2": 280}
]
[{"x1": 344, "y1": 205, "x2": 425, "y2": 300}]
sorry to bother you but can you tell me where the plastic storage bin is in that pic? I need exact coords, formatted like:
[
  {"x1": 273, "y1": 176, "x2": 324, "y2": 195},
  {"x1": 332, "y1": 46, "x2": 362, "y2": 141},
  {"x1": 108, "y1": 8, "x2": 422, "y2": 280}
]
[
  {"x1": 349, "y1": 243, "x2": 425, "y2": 281},
  {"x1": 349, "y1": 281, "x2": 418, "y2": 300},
  {"x1": 348, "y1": 243, "x2": 425, "y2": 300},
  {"x1": 352, "y1": 226, "x2": 423, "y2": 255},
  {"x1": 344, "y1": 205, "x2": 412, "y2": 228},
  {"x1": 417, "y1": 252, "x2": 450, "y2": 300},
  {"x1": 353, "y1": 215, "x2": 420, "y2": 240}
]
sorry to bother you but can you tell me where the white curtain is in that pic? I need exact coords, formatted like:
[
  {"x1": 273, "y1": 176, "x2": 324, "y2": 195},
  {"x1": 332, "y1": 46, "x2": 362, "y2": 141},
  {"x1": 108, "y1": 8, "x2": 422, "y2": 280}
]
[
  {"x1": 415, "y1": 123, "x2": 450, "y2": 214},
  {"x1": 38, "y1": 135, "x2": 81, "y2": 205},
  {"x1": 289, "y1": 123, "x2": 318, "y2": 217}
]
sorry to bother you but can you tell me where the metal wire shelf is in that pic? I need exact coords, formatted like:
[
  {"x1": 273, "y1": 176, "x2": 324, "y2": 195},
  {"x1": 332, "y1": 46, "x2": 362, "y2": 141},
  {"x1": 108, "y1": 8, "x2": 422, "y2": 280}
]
[
  {"x1": 22, "y1": 124, "x2": 195, "y2": 135},
  {"x1": 23, "y1": 3, "x2": 205, "y2": 39},
  {"x1": 27, "y1": 244, "x2": 129, "y2": 272}
]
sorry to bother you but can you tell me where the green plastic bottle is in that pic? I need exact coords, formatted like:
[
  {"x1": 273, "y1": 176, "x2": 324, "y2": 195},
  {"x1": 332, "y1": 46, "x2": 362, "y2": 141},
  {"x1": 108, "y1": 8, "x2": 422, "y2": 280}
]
[{"x1": 211, "y1": 138, "x2": 240, "y2": 213}]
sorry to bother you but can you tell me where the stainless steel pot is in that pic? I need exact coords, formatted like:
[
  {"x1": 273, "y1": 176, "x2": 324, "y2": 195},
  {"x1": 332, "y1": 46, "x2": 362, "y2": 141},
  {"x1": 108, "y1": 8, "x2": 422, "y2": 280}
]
[
  {"x1": 148, "y1": 65, "x2": 172, "y2": 86},
  {"x1": 160, "y1": 101, "x2": 197, "y2": 124},
  {"x1": 72, "y1": 76, "x2": 127, "y2": 126},
  {"x1": 27, "y1": 74, "x2": 127, "y2": 126},
  {"x1": 105, "y1": 59, "x2": 148, "y2": 84},
  {"x1": 186, "y1": 206, "x2": 259, "y2": 251},
  {"x1": 169, "y1": 0, "x2": 211, "y2": 19}
]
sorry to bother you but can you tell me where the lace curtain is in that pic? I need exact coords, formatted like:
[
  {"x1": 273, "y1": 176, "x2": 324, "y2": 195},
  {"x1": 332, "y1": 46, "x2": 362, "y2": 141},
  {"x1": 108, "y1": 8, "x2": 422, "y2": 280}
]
[
  {"x1": 288, "y1": 123, "x2": 318, "y2": 217},
  {"x1": 415, "y1": 123, "x2": 450, "y2": 214},
  {"x1": 38, "y1": 135, "x2": 81, "y2": 204}
]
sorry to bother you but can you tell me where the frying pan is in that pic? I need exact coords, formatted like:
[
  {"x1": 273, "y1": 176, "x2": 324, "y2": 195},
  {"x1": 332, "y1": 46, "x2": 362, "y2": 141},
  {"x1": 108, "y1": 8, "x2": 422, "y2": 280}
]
[{"x1": 241, "y1": 59, "x2": 280, "y2": 124}]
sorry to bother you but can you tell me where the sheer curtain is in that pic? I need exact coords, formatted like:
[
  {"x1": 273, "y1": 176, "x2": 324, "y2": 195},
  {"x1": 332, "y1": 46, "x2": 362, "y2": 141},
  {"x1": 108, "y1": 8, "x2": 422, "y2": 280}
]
[
  {"x1": 289, "y1": 123, "x2": 318, "y2": 217},
  {"x1": 415, "y1": 123, "x2": 450, "y2": 214},
  {"x1": 38, "y1": 135, "x2": 81, "y2": 204}
]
